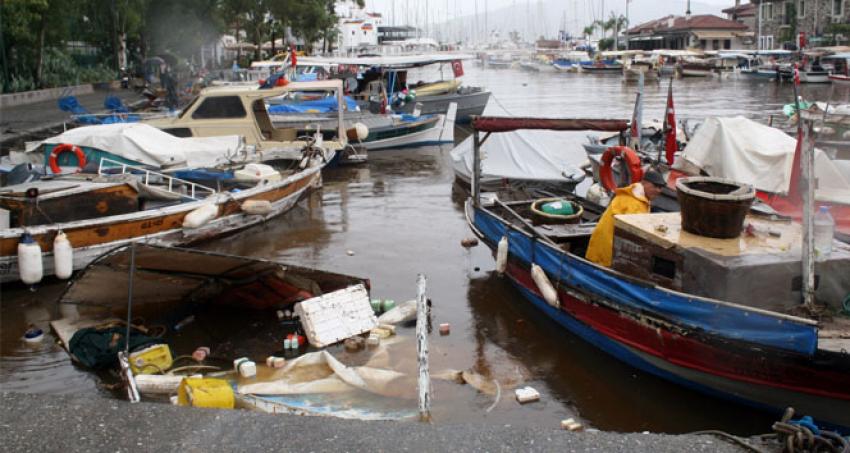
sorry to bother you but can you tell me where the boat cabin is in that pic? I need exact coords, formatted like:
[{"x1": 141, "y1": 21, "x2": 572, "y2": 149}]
[{"x1": 144, "y1": 80, "x2": 347, "y2": 160}]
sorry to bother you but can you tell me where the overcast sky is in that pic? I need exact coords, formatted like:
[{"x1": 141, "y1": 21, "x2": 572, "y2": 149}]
[{"x1": 360, "y1": 0, "x2": 741, "y2": 36}]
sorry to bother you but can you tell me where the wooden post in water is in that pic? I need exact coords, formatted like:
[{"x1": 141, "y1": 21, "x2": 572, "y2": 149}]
[
  {"x1": 416, "y1": 273, "x2": 431, "y2": 422},
  {"x1": 472, "y1": 130, "x2": 481, "y2": 207},
  {"x1": 800, "y1": 118, "x2": 816, "y2": 309}
]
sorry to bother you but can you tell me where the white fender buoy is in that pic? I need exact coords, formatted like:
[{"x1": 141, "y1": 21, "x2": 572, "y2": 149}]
[
  {"x1": 531, "y1": 264, "x2": 559, "y2": 307},
  {"x1": 183, "y1": 203, "x2": 218, "y2": 229},
  {"x1": 53, "y1": 231, "x2": 73, "y2": 280},
  {"x1": 17, "y1": 233, "x2": 43, "y2": 285},
  {"x1": 496, "y1": 236, "x2": 509, "y2": 275},
  {"x1": 240, "y1": 199, "x2": 273, "y2": 215}
]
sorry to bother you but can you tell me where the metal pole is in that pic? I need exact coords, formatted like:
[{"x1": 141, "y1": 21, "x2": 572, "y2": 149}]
[
  {"x1": 800, "y1": 118, "x2": 816, "y2": 308},
  {"x1": 473, "y1": 130, "x2": 481, "y2": 207},
  {"x1": 415, "y1": 274, "x2": 431, "y2": 422},
  {"x1": 121, "y1": 242, "x2": 141, "y2": 403},
  {"x1": 125, "y1": 242, "x2": 136, "y2": 354},
  {"x1": 757, "y1": 1, "x2": 762, "y2": 51}
]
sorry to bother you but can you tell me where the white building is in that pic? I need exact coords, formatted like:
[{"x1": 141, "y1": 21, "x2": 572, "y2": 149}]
[{"x1": 335, "y1": 1, "x2": 383, "y2": 54}]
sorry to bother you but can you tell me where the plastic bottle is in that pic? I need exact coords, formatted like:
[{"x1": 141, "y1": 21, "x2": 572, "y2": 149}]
[{"x1": 814, "y1": 206, "x2": 835, "y2": 261}]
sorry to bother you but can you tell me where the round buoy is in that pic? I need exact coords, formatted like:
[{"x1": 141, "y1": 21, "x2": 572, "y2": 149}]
[{"x1": 23, "y1": 325, "x2": 44, "y2": 343}]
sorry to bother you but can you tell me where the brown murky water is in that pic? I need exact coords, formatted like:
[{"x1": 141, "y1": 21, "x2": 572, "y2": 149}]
[{"x1": 1, "y1": 66, "x2": 839, "y2": 433}]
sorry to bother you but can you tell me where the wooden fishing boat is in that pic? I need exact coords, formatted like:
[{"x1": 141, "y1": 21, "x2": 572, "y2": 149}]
[
  {"x1": 464, "y1": 116, "x2": 850, "y2": 431},
  {"x1": 677, "y1": 59, "x2": 714, "y2": 77},
  {"x1": 579, "y1": 60, "x2": 623, "y2": 73},
  {"x1": 0, "y1": 150, "x2": 329, "y2": 284}
]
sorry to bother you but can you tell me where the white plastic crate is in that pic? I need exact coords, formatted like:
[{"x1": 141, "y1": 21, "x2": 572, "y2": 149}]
[{"x1": 293, "y1": 284, "x2": 376, "y2": 348}]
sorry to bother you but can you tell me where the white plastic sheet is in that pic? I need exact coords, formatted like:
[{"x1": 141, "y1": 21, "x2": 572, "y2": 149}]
[
  {"x1": 675, "y1": 116, "x2": 850, "y2": 203},
  {"x1": 27, "y1": 123, "x2": 244, "y2": 169},
  {"x1": 451, "y1": 130, "x2": 585, "y2": 186}
]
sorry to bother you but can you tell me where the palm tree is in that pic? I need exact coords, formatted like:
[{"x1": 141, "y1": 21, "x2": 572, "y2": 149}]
[{"x1": 582, "y1": 24, "x2": 596, "y2": 39}]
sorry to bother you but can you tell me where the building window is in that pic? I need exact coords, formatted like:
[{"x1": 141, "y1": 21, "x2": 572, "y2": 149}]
[
  {"x1": 759, "y1": 35, "x2": 775, "y2": 49},
  {"x1": 713, "y1": 39, "x2": 719, "y2": 49},
  {"x1": 700, "y1": 39, "x2": 706, "y2": 48},
  {"x1": 762, "y1": 2, "x2": 774, "y2": 19},
  {"x1": 833, "y1": 0, "x2": 844, "y2": 16},
  {"x1": 724, "y1": 39, "x2": 731, "y2": 49},
  {"x1": 799, "y1": 0, "x2": 806, "y2": 18}
]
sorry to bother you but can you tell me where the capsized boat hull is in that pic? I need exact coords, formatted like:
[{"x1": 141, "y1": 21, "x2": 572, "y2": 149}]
[
  {"x1": 467, "y1": 201, "x2": 850, "y2": 430},
  {"x1": 0, "y1": 164, "x2": 323, "y2": 283}
]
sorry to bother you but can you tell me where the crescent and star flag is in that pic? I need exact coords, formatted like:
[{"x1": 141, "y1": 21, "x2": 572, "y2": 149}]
[
  {"x1": 663, "y1": 78, "x2": 677, "y2": 165},
  {"x1": 290, "y1": 44, "x2": 297, "y2": 67},
  {"x1": 452, "y1": 59, "x2": 464, "y2": 77}
]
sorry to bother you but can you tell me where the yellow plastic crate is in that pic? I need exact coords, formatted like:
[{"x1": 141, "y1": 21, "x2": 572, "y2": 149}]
[
  {"x1": 129, "y1": 343, "x2": 173, "y2": 375},
  {"x1": 178, "y1": 378, "x2": 235, "y2": 409}
]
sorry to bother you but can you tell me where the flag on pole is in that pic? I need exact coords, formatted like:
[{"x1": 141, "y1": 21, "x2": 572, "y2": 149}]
[
  {"x1": 663, "y1": 78, "x2": 677, "y2": 165},
  {"x1": 290, "y1": 44, "x2": 297, "y2": 67},
  {"x1": 629, "y1": 72, "x2": 644, "y2": 150}
]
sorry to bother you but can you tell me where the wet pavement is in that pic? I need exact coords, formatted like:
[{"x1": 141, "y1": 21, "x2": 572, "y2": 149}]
[
  {"x1": 0, "y1": 65, "x2": 840, "y2": 435},
  {"x1": 0, "y1": 391, "x2": 750, "y2": 452}
]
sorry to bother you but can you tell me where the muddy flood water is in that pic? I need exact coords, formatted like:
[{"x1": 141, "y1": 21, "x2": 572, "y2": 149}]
[{"x1": 0, "y1": 66, "x2": 840, "y2": 434}]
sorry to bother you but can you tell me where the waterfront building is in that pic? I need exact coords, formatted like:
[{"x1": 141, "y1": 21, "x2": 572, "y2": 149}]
[
  {"x1": 625, "y1": 14, "x2": 752, "y2": 51},
  {"x1": 751, "y1": 0, "x2": 850, "y2": 49}
]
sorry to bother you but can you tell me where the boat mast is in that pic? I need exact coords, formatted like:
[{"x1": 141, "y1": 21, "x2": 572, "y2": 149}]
[{"x1": 757, "y1": 0, "x2": 762, "y2": 50}]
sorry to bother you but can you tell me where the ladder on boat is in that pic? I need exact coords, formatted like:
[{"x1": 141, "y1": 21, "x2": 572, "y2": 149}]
[{"x1": 97, "y1": 157, "x2": 217, "y2": 200}]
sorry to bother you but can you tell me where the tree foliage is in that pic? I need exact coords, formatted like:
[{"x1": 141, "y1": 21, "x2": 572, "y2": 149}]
[{"x1": 1, "y1": 0, "x2": 346, "y2": 92}]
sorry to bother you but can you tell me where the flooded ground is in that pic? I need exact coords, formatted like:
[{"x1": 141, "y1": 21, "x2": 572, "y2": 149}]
[{"x1": 0, "y1": 66, "x2": 839, "y2": 433}]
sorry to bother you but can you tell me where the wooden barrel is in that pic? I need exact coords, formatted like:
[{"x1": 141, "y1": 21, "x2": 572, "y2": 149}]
[
  {"x1": 530, "y1": 198, "x2": 584, "y2": 225},
  {"x1": 676, "y1": 177, "x2": 755, "y2": 238}
]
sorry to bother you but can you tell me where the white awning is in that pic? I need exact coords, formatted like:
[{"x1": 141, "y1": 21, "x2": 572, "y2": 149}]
[{"x1": 693, "y1": 31, "x2": 737, "y2": 40}]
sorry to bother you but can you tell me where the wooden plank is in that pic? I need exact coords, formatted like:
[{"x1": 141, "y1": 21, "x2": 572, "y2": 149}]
[
  {"x1": 614, "y1": 213, "x2": 801, "y2": 258},
  {"x1": 416, "y1": 274, "x2": 430, "y2": 422}
]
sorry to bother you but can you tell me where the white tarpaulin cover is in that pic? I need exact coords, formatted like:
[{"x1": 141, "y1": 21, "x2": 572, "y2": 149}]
[
  {"x1": 674, "y1": 116, "x2": 850, "y2": 203},
  {"x1": 27, "y1": 123, "x2": 244, "y2": 169},
  {"x1": 451, "y1": 130, "x2": 585, "y2": 187}
]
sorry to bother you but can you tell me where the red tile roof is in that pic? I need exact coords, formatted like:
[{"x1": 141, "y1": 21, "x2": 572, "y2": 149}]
[
  {"x1": 722, "y1": 3, "x2": 756, "y2": 17},
  {"x1": 626, "y1": 14, "x2": 749, "y2": 34}
]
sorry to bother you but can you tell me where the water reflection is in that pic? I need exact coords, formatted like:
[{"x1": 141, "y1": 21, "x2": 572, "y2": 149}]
[{"x1": 0, "y1": 65, "x2": 821, "y2": 433}]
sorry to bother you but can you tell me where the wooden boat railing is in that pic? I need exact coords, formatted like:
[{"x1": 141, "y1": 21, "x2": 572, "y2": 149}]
[{"x1": 97, "y1": 157, "x2": 217, "y2": 200}]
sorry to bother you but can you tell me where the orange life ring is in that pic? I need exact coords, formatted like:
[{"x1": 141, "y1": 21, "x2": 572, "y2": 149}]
[
  {"x1": 599, "y1": 146, "x2": 644, "y2": 192},
  {"x1": 48, "y1": 144, "x2": 86, "y2": 174}
]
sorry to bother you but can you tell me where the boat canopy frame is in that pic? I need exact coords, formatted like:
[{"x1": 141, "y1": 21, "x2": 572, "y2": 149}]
[{"x1": 468, "y1": 116, "x2": 630, "y2": 206}]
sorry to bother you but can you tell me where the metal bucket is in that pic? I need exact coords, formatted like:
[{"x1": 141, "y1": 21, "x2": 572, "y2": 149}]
[{"x1": 676, "y1": 177, "x2": 755, "y2": 238}]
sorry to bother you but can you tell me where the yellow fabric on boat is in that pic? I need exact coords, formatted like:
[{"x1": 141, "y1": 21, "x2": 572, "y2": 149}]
[
  {"x1": 414, "y1": 79, "x2": 460, "y2": 96},
  {"x1": 585, "y1": 183, "x2": 650, "y2": 267}
]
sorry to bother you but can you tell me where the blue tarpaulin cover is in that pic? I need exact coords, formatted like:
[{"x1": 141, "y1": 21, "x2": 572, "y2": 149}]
[
  {"x1": 267, "y1": 96, "x2": 358, "y2": 114},
  {"x1": 473, "y1": 206, "x2": 818, "y2": 356}
]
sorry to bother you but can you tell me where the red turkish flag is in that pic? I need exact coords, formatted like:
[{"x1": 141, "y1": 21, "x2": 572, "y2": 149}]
[
  {"x1": 452, "y1": 59, "x2": 464, "y2": 77},
  {"x1": 663, "y1": 80, "x2": 677, "y2": 165}
]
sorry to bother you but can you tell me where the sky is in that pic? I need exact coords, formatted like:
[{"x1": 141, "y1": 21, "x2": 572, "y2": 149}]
[{"x1": 358, "y1": 0, "x2": 743, "y2": 40}]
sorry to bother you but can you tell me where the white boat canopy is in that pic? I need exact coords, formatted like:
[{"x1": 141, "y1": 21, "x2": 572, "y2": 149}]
[
  {"x1": 25, "y1": 123, "x2": 244, "y2": 169},
  {"x1": 297, "y1": 53, "x2": 476, "y2": 69},
  {"x1": 451, "y1": 130, "x2": 585, "y2": 186}
]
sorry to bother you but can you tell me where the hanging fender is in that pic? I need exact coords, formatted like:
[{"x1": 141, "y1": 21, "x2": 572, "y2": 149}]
[
  {"x1": 48, "y1": 144, "x2": 86, "y2": 174},
  {"x1": 495, "y1": 236, "x2": 508, "y2": 275},
  {"x1": 599, "y1": 146, "x2": 644, "y2": 192},
  {"x1": 531, "y1": 264, "x2": 559, "y2": 308}
]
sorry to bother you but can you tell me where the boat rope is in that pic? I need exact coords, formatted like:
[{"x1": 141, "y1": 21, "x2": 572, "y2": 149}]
[
  {"x1": 770, "y1": 408, "x2": 849, "y2": 453},
  {"x1": 687, "y1": 430, "x2": 769, "y2": 453},
  {"x1": 485, "y1": 379, "x2": 501, "y2": 413},
  {"x1": 489, "y1": 93, "x2": 516, "y2": 116}
]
